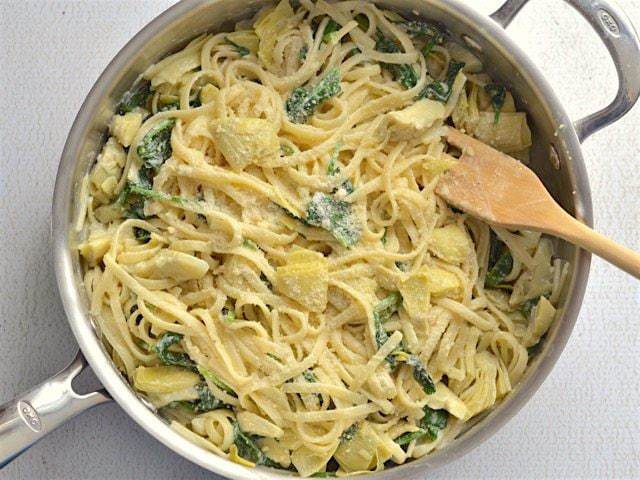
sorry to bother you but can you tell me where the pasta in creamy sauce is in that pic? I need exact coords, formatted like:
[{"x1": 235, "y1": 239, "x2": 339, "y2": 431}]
[{"x1": 76, "y1": 1, "x2": 569, "y2": 476}]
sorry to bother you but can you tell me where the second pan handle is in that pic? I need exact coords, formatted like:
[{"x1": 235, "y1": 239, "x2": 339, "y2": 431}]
[
  {"x1": 0, "y1": 351, "x2": 111, "y2": 467},
  {"x1": 491, "y1": 0, "x2": 640, "y2": 143}
]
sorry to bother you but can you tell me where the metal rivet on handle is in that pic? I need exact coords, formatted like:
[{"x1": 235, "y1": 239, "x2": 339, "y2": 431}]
[
  {"x1": 17, "y1": 401, "x2": 42, "y2": 432},
  {"x1": 598, "y1": 9, "x2": 620, "y2": 37}
]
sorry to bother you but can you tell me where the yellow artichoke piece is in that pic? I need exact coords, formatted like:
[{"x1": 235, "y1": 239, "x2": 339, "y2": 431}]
[
  {"x1": 133, "y1": 365, "x2": 200, "y2": 393},
  {"x1": 276, "y1": 261, "x2": 328, "y2": 313}
]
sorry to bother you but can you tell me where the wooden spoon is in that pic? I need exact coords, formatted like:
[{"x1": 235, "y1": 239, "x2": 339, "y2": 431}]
[{"x1": 435, "y1": 128, "x2": 640, "y2": 278}]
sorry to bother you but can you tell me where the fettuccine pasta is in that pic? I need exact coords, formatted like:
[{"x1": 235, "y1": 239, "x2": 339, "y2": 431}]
[{"x1": 77, "y1": 1, "x2": 568, "y2": 476}]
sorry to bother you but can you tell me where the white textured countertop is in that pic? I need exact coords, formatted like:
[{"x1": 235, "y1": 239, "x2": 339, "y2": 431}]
[{"x1": 1, "y1": 1, "x2": 638, "y2": 478}]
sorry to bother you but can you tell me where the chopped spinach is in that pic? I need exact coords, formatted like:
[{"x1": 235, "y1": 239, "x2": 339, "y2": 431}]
[
  {"x1": 375, "y1": 31, "x2": 418, "y2": 89},
  {"x1": 527, "y1": 335, "x2": 546, "y2": 357},
  {"x1": 488, "y1": 230, "x2": 504, "y2": 268},
  {"x1": 299, "y1": 45, "x2": 308, "y2": 62},
  {"x1": 394, "y1": 352, "x2": 436, "y2": 394},
  {"x1": 402, "y1": 21, "x2": 445, "y2": 58},
  {"x1": 155, "y1": 332, "x2": 196, "y2": 370},
  {"x1": 302, "y1": 369, "x2": 318, "y2": 383},
  {"x1": 373, "y1": 292, "x2": 402, "y2": 367},
  {"x1": 373, "y1": 292, "x2": 402, "y2": 323},
  {"x1": 158, "y1": 99, "x2": 179, "y2": 112},
  {"x1": 198, "y1": 365, "x2": 238, "y2": 398},
  {"x1": 306, "y1": 192, "x2": 360, "y2": 247},
  {"x1": 327, "y1": 160, "x2": 339, "y2": 177},
  {"x1": 194, "y1": 383, "x2": 227, "y2": 412},
  {"x1": 280, "y1": 144, "x2": 295, "y2": 156},
  {"x1": 159, "y1": 94, "x2": 201, "y2": 111},
  {"x1": 225, "y1": 37, "x2": 250, "y2": 56},
  {"x1": 326, "y1": 143, "x2": 354, "y2": 195},
  {"x1": 115, "y1": 180, "x2": 186, "y2": 227},
  {"x1": 116, "y1": 182, "x2": 146, "y2": 220},
  {"x1": 285, "y1": 68, "x2": 341, "y2": 124},
  {"x1": 401, "y1": 20, "x2": 442, "y2": 39},
  {"x1": 422, "y1": 34, "x2": 443, "y2": 59},
  {"x1": 485, "y1": 252, "x2": 513, "y2": 288},
  {"x1": 139, "y1": 184, "x2": 185, "y2": 204},
  {"x1": 322, "y1": 19, "x2": 341, "y2": 43},
  {"x1": 117, "y1": 80, "x2": 151, "y2": 114},
  {"x1": 402, "y1": 20, "x2": 445, "y2": 58},
  {"x1": 340, "y1": 423, "x2": 358, "y2": 443},
  {"x1": 381, "y1": 228, "x2": 388, "y2": 246},
  {"x1": 233, "y1": 422, "x2": 280, "y2": 467},
  {"x1": 394, "y1": 407, "x2": 446, "y2": 446},
  {"x1": 335, "y1": 179, "x2": 355, "y2": 195},
  {"x1": 117, "y1": 181, "x2": 186, "y2": 221},
  {"x1": 222, "y1": 307, "x2": 236, "y2": 323},
  {"x1": 299, "y1": 369, "x2": 322, "y2": 403},
  {"x1": 394, "y1": 429, "x2": 427, "y2": 446},
  {"x1": 485, "y1": 84, "x2": 506, "y2": 124},
  {"x1": 327, "y1": 143, "x2": 341, "y2": 176},
  {"x1": 279, "y1": 204, "x2": 312, "y2": 226},
  {"x1": 121, "y1": 195, "x2": 145, "y2": 220},
  {"x1": 137, "y1": 119, "x2": 175, "y2": 171},
  {"x1": 311, "y1": 473, "x2": 336, "y2": 478},
  {"x1": 485, "y1": 231, "x2": 513, "y2": 288},
  {"x1": 520, "y1": 296, "x2": 541, "y2": 318},
  {"x1": 421, "y1": 406, "x2": 447, "y2": 439},
  {"x1": 416, "y1": 61, "x2": 464, "y2": 102},
  {"x1": 133, "y1": 227, "x2": 151, "y2": 243},
  {"x1": 167, "y1": 400, "x2": 197, "y2": 412},
  {"x1": 137, "y1": 164, "x2": 154, "y2": 189},
  {"x1": 374, "y1": 318, "x2": 394, "y2": 367}
]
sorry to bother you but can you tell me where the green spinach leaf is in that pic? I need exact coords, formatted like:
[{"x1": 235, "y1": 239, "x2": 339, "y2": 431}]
[
  {"x1": 485, "y1": 231, "x2": 513, "y2": 288},
  {"x1": 137, "y1": 119, "x2": 175, "y2": 171},
  {"x1": 155, "y1": 332, "x2": 195, "y2": 370},
  {"x1": 299, "y1": 45, "x2": 308, "y2": 62},
  {"x1": 340, "y1": 423, "x2": 358, "y2": 443},
  {"x1": 306, "y1": 192, "x2": 360, "y2": 247},
  {"x1": 225, "y1": 36, "x2": 250, "y2": 56},
  {"x1": 194, "y1": 383, "x2": 227, "y2": 412},
  {"x1": 375, "y1": 31, "x2": 418, "y2": 89},
  {"x1": 198, "y1": 365, "x2": 238, "y2": 398},
  {"x1": 394, "y1": 429, "x2": 427, "y2": 446},
  {"x1": 117, "y1": 81, "x2": 151, "y2": 115},
  {"x1": 485, "y1": 251, "x2": 513, "y2": 288},
  {"x1": 285, "y1": 68, "x2": 341, "y2": 124},
  {"x1": 420, "y1": 406, "x2": 447, "y2": 439},
  {"x1": 372, "y1": 292, "x2": 402, "y2": 367},
  {"x1": 322, "y1": 19, "x2": 341, "y2": 43},
  {"x1": 416, "y1": 61, "x2": 464, "y2": 102},
  {"x1": 485, "y1": 83, "x2": 506, "y2": 124},
  {"x1": 233, "y1": 422, "x2": 280, "y2": 467}
]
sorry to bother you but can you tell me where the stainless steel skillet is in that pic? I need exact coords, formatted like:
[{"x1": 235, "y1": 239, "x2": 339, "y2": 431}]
[{"x1": 1, "y1": 0, "x2": 638, "y2": 478}]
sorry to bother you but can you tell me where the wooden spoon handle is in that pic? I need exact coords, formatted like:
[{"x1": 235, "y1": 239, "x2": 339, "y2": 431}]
[{"x1": 552, "y1": 210, "x2": 640, "y2": 279}]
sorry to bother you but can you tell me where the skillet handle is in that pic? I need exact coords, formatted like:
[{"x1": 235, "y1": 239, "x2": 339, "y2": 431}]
[
  {"x1": 491, "y1": 0, "x2": 640, "y2": 143},
  {"x1": 0, "y1": 351, "x2": 111, "y2": 467}
]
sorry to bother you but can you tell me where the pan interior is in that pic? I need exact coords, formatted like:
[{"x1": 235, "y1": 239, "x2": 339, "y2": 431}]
[{"x1": 57, "y1": 0, "x2": 591, "y2": 477}]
